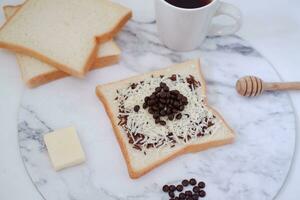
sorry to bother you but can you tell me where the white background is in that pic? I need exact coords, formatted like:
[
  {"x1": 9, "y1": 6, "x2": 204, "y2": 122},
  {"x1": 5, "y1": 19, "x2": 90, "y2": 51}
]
[{"x1": 0, "y1": 0, "x2": 299, "y2": 199}]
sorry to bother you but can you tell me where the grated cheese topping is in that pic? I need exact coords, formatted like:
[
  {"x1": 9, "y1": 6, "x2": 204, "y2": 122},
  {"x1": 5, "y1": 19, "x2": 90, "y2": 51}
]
[{"x1": 115, "y1": 74, "x2": 219, "y2": 154}]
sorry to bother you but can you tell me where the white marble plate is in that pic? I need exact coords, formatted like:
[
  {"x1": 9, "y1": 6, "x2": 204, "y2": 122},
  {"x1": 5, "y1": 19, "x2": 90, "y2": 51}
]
[{"x1": 18, "y1": 21, "x2": 296, "y2": 200}]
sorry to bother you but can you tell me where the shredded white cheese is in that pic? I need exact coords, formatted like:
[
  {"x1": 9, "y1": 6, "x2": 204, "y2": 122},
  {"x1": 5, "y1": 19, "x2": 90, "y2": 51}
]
[{"x1": 115, "y1": 74, "x2": 219, "y2": 154}]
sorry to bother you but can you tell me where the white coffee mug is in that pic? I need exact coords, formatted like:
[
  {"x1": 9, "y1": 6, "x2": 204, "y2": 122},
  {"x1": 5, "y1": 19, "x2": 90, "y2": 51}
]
[{"x1": 155, "y1": 0, "x2": 242, "y2": 51}]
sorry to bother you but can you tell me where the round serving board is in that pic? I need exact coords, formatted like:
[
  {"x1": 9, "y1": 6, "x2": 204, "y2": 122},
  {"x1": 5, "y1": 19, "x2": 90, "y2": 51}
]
[{"x1": 18, "y1": 20, "x2": 296, "y2": 200}]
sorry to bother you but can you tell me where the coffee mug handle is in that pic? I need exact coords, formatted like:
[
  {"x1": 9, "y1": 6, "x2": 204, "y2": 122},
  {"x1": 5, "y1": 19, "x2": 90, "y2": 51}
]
[{"x1": 208, "y1": 2, "x2": 242, "y2": 36}]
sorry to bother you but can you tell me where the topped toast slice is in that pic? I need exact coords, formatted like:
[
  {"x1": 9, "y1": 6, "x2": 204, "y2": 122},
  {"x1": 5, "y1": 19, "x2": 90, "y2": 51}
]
[{"x1": 96, "y1": 60, "x2": 235, "y2": 178}]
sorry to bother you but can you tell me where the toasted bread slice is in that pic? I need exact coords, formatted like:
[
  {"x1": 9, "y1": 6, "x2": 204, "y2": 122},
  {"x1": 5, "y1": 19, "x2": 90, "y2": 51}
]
[
  {"x1": 96, "y1": 60, "x2": 235, "y2": 179},
  {"x1": 0, "y1": 0, "x2": 131, "y2": 77},
  {"x1": 3, "y1": 5, "x2": 121, "y2": 88}
]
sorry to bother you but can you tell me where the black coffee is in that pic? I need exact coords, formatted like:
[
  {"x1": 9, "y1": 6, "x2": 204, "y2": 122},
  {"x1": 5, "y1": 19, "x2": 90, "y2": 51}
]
[{"x1": 165, "y1": 0, "x2": 212, "y2": 9}]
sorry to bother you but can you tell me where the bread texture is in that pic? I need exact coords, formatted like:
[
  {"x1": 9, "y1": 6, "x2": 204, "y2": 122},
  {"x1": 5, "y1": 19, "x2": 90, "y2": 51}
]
[
  {"x1": 3, "y1": 5, "x2": 121, "y2": 88},
  {"x1": 96, "y1": 60, "x2": 235, "y2": 179},
  {"x1": 0, "y1": 0, "x2": 131, "y2": 77}
]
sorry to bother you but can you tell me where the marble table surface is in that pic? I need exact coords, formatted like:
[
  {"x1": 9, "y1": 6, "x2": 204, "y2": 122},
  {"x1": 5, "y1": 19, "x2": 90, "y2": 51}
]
[
  {"x1": 17, "y1": 17, "x2": 296, "y2": 199},
  {"x1": 1, "y1": 0, "x2": 300, "y2": 200}
]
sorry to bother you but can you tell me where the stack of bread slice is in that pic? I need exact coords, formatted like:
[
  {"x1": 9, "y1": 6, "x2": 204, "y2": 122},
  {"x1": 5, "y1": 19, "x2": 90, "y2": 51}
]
[{"x1": 0, "y1": 0, "x2": 132, "y2": 88}]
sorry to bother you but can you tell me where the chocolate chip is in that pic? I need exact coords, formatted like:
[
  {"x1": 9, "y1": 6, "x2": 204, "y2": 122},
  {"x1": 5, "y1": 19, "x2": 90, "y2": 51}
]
[
  {"x1": 192, "y1": 193, "x2": 199, "y2": 200},
  {"x1": 159, "y1": 120, "x2": 166, "y2": 126},
  {"x1": 142, "y1": 102, "x2": 148, "y2": 109},
  {"x1": 155, "y1": 87, "x2": 161, "y2": 92},
  {"x1": 160, "y1": 92, "x2": 167, "y2": 98},
  {"x1": 163, "y1": 86, "x2": 169, "y2": 92},
  {"x1": 160, "y1": 98, "x2": 167, "y2": 104},
  {"x1": 198, "y1": 181, "x2": 205, "y2": 188},
  {"x1": 159, "y1": 103, "x2": 165, "y2": 109},
  {"x1": 148, "y1": 99, "x2": 156, "y2": 106},
  {"x1": 176, "y1": 113, "x2": 182, "y2": 120},
  {"x1": 148, "y1": 108, "x2": 154, "y2": 114},
  {"x1": 176, "y1": 185, "x2": 183, "y2": 192},
  {"x1": 162, "y1": 185, "x2": 169, "y2": 192},
  {"x1": 168, "y1": 185, "x2": 175, "y2": 192},
  {"x1": 186, "y1": 197, "x2": 193, "y2": 200},
  {"x1": 179, "y1": 193, "x2": 186, "y2": 199},
  {"x1": 167, "y1": 108, "x2": 172, "y2": 115},
  {"x1": 160, "y1": 110, "x2": 167, "y2": 116},
  {"x1": 144, "y1": 96, "x2": 150, "y2": 103},
  {"x1": 185, "y1": 190, "x2": 193, "y2": 196},
  {"x1": 172, "y1": 108, "x2": 178, "y2": 113},
  {"x1": 179, "y1": 105, "x2": 184, "y2": 111},
  {"x1": 152, "y1": 105, "x2": 159, "y2": 111},
  {"x1": 189, "y1": 178, "x2": 197, "y2": 185},
  {"x1": 193, "y1": 186, "x2": 200, "y2": 193},
  {"x1": 198, "y1": 190, "x2": 206, "y2": 197},
  {"x1": 150, "y1": 94, "x2": 156, "y2": 99},
  {"x1": 160, "y1": 82, "x2": 167, "y2": 88},
  {"x1": 168, "y1": 191, "x2": 175, "y2": 198},
  {"x1": 174, "y1": 197, "x2": 180, "y2": 200},
  {"x1": 133, "y1": 105, "x2": 140, "y2": 112},
  {"x1": 182, "y1": 179, "x2": 189, "y2": 186},
  {"x1": 153, "y1": 113, "x2": 160, "y2": 119},
  {"x1": 168, "y1": 114, "x2": 174, "y2": 121}
]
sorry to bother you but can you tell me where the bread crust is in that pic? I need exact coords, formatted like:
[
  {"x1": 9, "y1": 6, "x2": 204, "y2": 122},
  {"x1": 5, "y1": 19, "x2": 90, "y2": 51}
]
[
  {"x1": 26, "y1": 54, "x2": 119, "y2": 88},
  {"x1": 0, "y1": 0, "x2": 132, "y2": 77},
  {"x1": 96, "y1": 60, "x2": 235, "y2": 179}
]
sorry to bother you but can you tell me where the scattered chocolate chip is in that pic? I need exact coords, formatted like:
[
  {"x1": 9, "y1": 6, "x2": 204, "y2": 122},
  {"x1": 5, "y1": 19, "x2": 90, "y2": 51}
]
[
  {"x1": 159, "y1": 120, "x2": 166, "y2": 126},
  {"x1": 148, "y1": 108, "x2": 154, "y2": 114},
  {"x1": 179, "y1": 193, "x2": 186, "y2": 199},
  {"x1": 176, "y1": 113, "x2": 182, "y2": 120},
  {"x1": 198, "y1": 181, "x2": 205, "y2": 188},
  {"x1": 182, "y1": 179, "x2": 189, "y2": 186},
  {"x1": 169, "y1": 185, "x2": 176, "y2": 192},
  {"x1": 160, "y1": 82, "x2": 167, "y2": 88},
  {"x1": 160, "y1": 110, "x2": 167, "y2": 116},
  {"x1": 198, "y1": 190, "x2": 206, "y2": 197},
  {"x1": 163, "y1": 86, "x2": 169, "y2": 92},
  {"x1": 185, "y1": 190, "x2": 193, "y2": 196},
  {"x1": 179, "y1": 105, "x2": 184, "y2": 111},
  {"x1": 192, "y1": 193, "x2": 199, "y2": 200},
  {"x1": 153, "y1": 113, "x2": 160, "y2": 119},
  {"x1": 176, "y1": 185, "x2": 183, "y2": 192},
  {"x1": 193, "y1": 186, "x2": 200, "y2": 193},
  {"x1": 142, "y1": 102, "x2": 148, "y2": 109},
  {"x1": 162, "y1": 185, "x2": 169, "y2": 192},
  {"x1": 168, "y1": 191, "x2": 175, "y2": 198},
  {"x1": 189, "y1": 178, "x2": 197, "y2": 186},
  {"x1": 186, "y1": 197, "x2": 193, "y2": 200},
  {"x1": 134, "y1": 105, "x2": 140, "y2": 112},
  {"x1": 168, "y1": 114, "x2": 174, "y2": 121},
  {"x1": 155, "y1": 87, "x2": 161, "y2": 92},
  {"x1": 174, "y1": 197, "x2": 180, "y2": 200}
]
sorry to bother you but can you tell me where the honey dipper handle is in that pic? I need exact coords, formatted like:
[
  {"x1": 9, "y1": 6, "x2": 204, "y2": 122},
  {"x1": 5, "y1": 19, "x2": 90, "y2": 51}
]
[{"x1": 263, "y1": 82, "x2": 300, "y2": 91}]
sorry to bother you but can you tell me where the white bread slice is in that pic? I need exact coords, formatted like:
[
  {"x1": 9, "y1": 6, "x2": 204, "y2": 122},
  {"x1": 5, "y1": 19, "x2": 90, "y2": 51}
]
[
  {"x1": 96, "y1": 60, "x2": 235, "y2": 179},
  {"x1": 3, "y1": 5, "x2": 121, "y2": 88},
  {"x1": 0, "y1": 0, "x2": 131, "y2": 77}
]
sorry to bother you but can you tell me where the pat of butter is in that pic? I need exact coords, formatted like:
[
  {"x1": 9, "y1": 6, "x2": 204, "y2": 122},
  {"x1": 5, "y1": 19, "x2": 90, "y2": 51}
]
[{"x1": 44, "y1": 126, "x2": 85, "y2": 171}]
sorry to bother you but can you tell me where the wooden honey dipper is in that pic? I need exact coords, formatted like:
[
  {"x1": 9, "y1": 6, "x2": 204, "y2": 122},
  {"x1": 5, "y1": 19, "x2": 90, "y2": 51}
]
[{"x1": 236, "y1": 76, "x2": 300, "y2": 97}]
